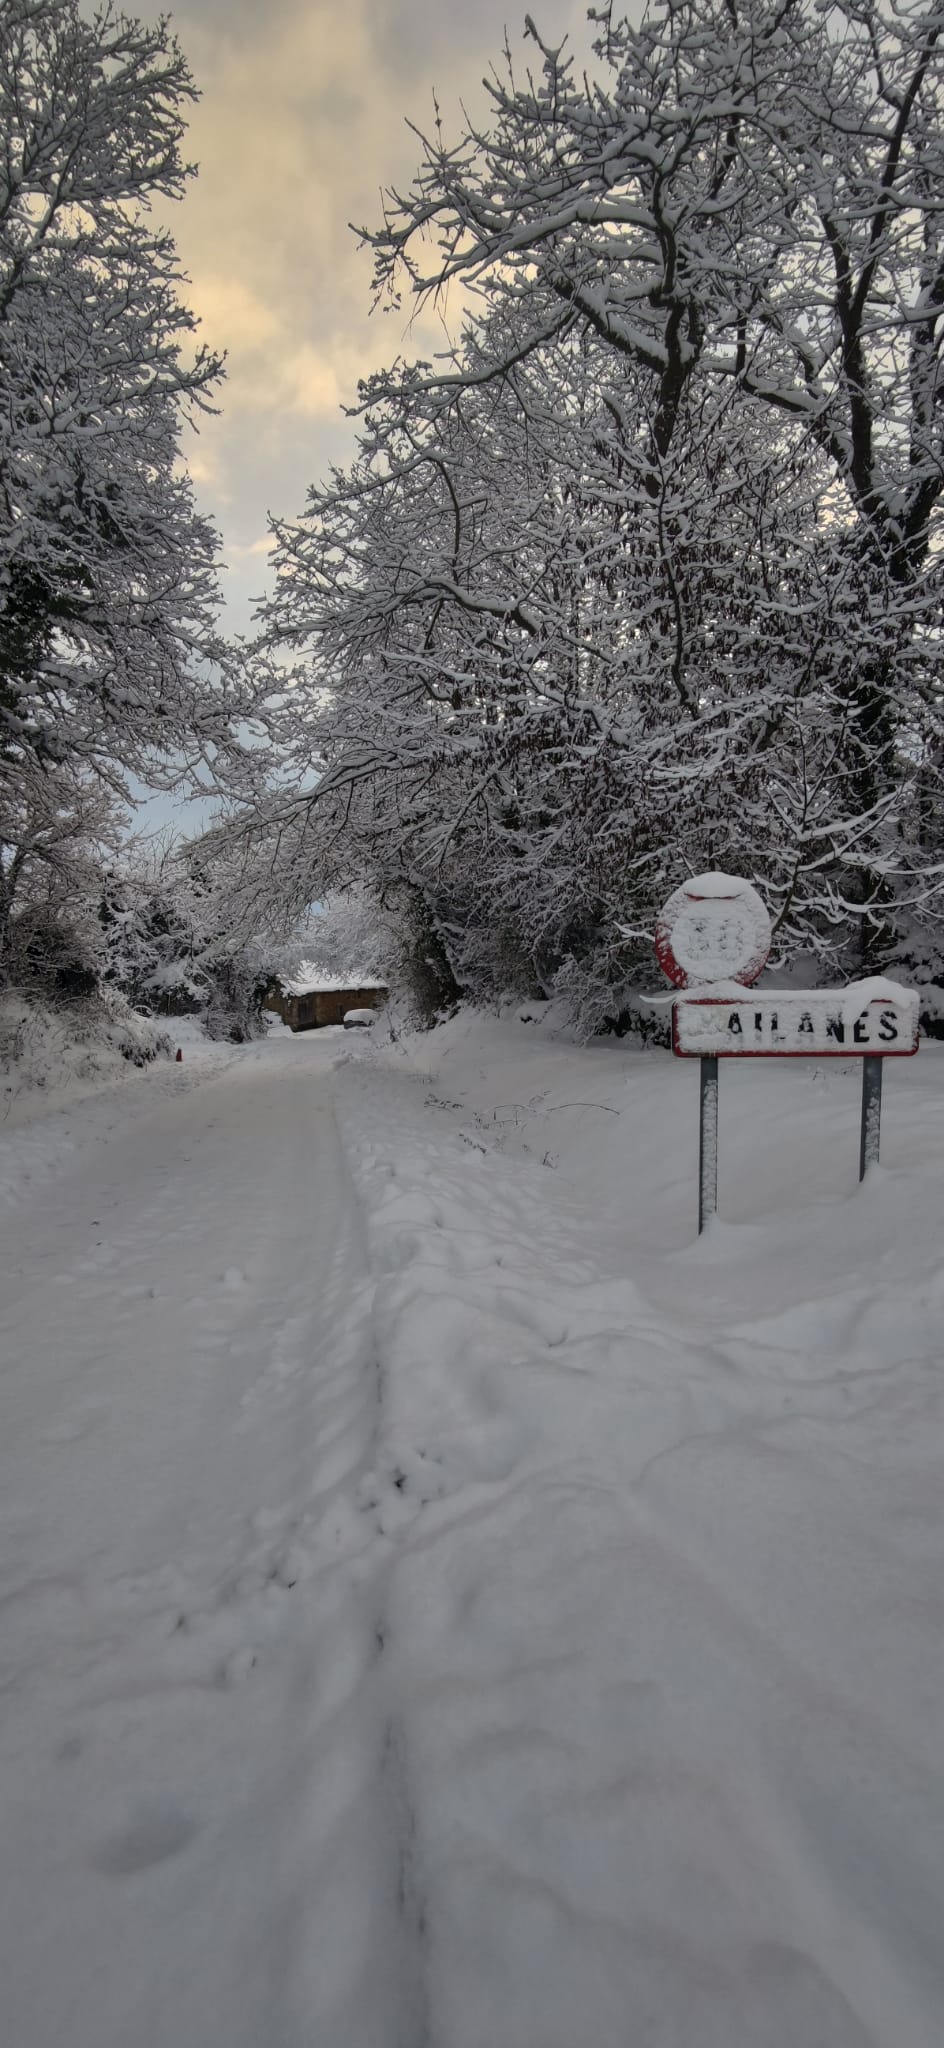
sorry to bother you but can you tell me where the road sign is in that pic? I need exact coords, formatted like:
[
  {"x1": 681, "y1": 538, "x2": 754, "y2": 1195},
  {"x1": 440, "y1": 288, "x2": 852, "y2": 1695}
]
[
  {"x1": 654, "y1": 872, "x2": 771, "y2": 989},
  {"x1": 654, "y1": 875, "x2": 920, "y2": 1232},
  {"x1": 673, "y1": 990, "x2": 919, "y2": 1059}
]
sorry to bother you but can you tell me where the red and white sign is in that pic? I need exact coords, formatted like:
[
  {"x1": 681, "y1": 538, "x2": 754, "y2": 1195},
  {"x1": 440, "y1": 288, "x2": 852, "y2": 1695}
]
[
  {"x1": 655, "y1": 875, "x2": 920, "y2": 1223},
  {"x1": 655, "y1": 873, "x2": 771, "y2": 989},
  {"x1": 673, "y1": 989, "x2": 919, "y2": 1059}
]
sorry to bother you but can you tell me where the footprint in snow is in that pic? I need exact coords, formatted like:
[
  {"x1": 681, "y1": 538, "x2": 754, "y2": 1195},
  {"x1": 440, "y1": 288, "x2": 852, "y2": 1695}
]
[
  {"x1": 218, "y1": 1645, "x2": 259, "y2": 1687},
  {"x1": 39, "y1": 1400, "x2": 107, "y2": 1445},
  {"x1": 92, "y1": 1800, "x2": 198, "y2": 1876}
]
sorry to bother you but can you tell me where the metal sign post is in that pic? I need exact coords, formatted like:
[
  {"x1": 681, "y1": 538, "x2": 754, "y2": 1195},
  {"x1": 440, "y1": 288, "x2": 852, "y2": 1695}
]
[
  {"x1": 859, "y1": 1055, "x2": 883, "y2": 1182},
  {"x1": 699, "y1": 1055, "x2": 719, "y2": 1233},
  {"x1": 656, "y1": 874, "x2": 773, "y2": 1236}
]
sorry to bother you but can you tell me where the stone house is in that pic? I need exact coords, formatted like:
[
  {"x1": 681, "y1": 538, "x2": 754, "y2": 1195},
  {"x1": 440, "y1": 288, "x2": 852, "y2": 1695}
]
[{"x1": 264, "y1": 974, "x2": 388, "y2": 1032}]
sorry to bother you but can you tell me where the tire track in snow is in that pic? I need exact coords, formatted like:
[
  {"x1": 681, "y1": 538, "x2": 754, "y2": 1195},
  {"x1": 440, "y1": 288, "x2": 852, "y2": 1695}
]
[{"x1": 376, "y1": 1650, "x2": 434, "y2": 2048}]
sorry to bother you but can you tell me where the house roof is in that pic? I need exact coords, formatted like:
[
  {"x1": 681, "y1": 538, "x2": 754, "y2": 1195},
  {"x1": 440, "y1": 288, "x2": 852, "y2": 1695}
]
[{"x1": 279, "y1": 964, "x2": 388, "y2": 997}]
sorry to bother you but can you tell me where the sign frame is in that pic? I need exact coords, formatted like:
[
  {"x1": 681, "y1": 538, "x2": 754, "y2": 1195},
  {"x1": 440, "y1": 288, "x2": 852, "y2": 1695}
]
[{"x1": 671, "y1": 993, "x2": 919, "y2": 1061}]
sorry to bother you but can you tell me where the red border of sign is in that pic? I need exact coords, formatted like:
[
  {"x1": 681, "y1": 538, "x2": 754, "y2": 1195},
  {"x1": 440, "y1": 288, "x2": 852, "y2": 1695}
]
[
  {"x1": 671, "y1": 997, "x2": 919, "y2": 1059},
  {"x1": 655, "y1": 888, "x2": 770, "y2": 990}
]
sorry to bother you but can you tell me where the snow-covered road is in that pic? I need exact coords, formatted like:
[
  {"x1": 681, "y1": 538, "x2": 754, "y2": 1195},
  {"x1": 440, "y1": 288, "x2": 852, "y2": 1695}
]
[
  {"x1": 0, "y1": 1035, "x2": 409, "y2": 2048},
  {"x1": 3, "y1": 1019, "x2": 944, "y2": 2048}
]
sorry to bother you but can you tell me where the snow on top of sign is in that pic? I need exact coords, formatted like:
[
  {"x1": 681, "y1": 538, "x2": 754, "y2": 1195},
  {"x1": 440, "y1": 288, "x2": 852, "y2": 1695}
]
[
  {"x1": 645, "y1": 977, "x2": 757, "y2": 1007},
  {"x1": 839, "y1": 976, "x2": 918, "y2": 1019},
  {"x1": 678, "y1": 978, "x2": 918, "y2": 1008},
  {"x1": 670, "y1": 978, "x2": 762, "y2": 1001},
  {"x1": 684, "y1": 870, "x2": 757, "y2": 898}
]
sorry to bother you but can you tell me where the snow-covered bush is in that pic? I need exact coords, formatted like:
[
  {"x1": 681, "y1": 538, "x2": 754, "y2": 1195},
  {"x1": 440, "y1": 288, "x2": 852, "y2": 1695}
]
[{"x1": 0, "y1": 988, "x2": 171, "y2": 1114}]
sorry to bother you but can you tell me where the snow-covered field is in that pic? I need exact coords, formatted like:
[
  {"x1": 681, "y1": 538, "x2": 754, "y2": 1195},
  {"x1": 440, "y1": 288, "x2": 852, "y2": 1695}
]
[{"x1": 1, "y1": 1011, "x2": 942, "y2": 2047}]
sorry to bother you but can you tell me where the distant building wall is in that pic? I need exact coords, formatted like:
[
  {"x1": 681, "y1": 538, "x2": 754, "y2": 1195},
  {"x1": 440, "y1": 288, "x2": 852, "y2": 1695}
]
[
  {"x1": 262, "y1": 980, "x2": 289, "y2": 1020},
  {"x1": 274, "y1": 984, "x2": 387, "y2": 1032}
]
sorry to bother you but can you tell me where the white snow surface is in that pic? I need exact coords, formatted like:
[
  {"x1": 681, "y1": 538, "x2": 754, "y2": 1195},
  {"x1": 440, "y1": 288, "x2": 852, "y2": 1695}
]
[
  {"x1": 684, "y1": 869, "x2": 762, "y2": 897},
  {"x1": 0, "y1": 1014, "x2": 235, "y2": 1210},
  {"x1": 1, "y1": 1011, "x2": 943, "y2": 2047},
  {"x1": 0, "y1": 991, "x2": 176, "y2": 1132},
  {"x1": 839, "y1": 974, "x2": 919, "y2": 1017},
  {"x1": 664, "y1": 974, "x2": 918, "y2": 1007}
]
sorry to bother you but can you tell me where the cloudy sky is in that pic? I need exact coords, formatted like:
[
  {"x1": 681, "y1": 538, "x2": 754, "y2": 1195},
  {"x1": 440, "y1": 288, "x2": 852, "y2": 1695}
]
[{"x1": 136, "y1": 0, "x2": 597, "y2": 638}]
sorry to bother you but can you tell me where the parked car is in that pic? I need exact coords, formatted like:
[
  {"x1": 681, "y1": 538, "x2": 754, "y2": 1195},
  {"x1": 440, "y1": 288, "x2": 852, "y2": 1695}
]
[{"x1": 343, "y1": 1008, "x2": 376, "y2": 1029}]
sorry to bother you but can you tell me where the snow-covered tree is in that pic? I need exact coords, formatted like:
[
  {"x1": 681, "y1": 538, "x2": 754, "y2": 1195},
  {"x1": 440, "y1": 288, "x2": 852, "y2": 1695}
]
[
  {"x1": 368, "y1": 0, "x2": 944, "y2": 555},
  {"x1": 0, "y1": 0, "x2": 241, "y2": 765},
  {"x1": 0, "y1": 755, "x2": 122, "y2": 994},
  {"x1": 0, "y1": 0, "x2": 266, "y2": 998},
  {"x1": 261, "y1": 309, "x2": 934, "y2": 1018},
  {"x1": 354, "y1": 0, "x2": 944, "y2": 965},
  {"x1": 99, "y1": 835, "x2": 270, "y2": 1040},
  {"x1": 244, "y1": 0, "x2": 944, "y2": 1026}
]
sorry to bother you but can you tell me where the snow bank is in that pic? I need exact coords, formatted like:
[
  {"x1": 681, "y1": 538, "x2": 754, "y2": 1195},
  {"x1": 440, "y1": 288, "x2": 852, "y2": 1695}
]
[
  {"x1": 0, "y1": 992, "x2": 171, "y2": 1122},
  {"x1": 0, "y1": 996, "x2": 235, "y2": 1207}
]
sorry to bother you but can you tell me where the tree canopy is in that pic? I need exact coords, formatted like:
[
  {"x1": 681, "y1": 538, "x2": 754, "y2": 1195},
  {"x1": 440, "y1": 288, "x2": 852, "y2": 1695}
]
[{"x1": 251, "y1": 0, "x2": 944, "y2": 1027}]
